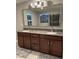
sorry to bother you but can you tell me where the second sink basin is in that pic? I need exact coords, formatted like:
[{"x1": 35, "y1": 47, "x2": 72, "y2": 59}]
[{"x1": 46, "y1": 32, "x2": 57, "y2": 34}]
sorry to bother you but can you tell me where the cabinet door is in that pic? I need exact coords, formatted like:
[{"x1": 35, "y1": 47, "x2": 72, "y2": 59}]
[
  {"x1": 23, "y1": 34, "x2": 30, "y2": 49},
  {"x1": 18, "y1": 33, "x2": 24, "y2": 48},
  {"x1": 40, "y1": 39, "x2": 49, "y2": 53},
  {"x1": 50, "y1": 40, "x2": 62, "y2": 56}
]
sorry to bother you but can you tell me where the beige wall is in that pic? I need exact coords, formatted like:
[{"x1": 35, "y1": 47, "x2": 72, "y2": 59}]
[
  {"x1": 52, "y1": 0, "x2": 63, "y2": 4},
  {"x1": 16, "y1": 4, "x2": 23, "y2": 31},
  {"x1": 16, "y1": 1, "x2": 31, "y2": 31}
]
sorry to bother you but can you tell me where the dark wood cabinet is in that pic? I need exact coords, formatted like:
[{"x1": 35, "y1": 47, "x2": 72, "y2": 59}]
[
  {"x1": 49, "y1": 36, "x2": 62, "y2": 57},
  {"x1": 50, "y1": 39, "x2": 62, "y2": 56},
  {"x1": 18, "y1": 32, "x2": 24, "y2": 48},
  {"x1": 18, "y1": 32, "x2": 31, "y2": 49},
  {"x1": 17, "y1": 32, "x2": 63, "y2": 57},
  {"x1": 31, "y1": 34, "x2": 40, "y2": 51},
  {"x1": 24, "y1": 37, "x2": 30, "y2": 49},
  {"x1": 23, "y1": 33, "x2": 30, "y2": 49},
  {"x1": 40, "y1": 35, "x2": 63, "y2": 56},
  {"x1": 40, "y1": 38, "x2": 49, "y2": 53}
]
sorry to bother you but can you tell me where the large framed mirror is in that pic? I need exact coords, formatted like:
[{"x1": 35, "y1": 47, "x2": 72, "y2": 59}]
[{"x1": 22, "y1": 3, "x2": 63, "y2": 30}]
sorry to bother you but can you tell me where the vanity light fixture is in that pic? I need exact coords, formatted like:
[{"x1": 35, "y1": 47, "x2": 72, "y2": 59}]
[{"x1": 29, "y1": 0, "x2": 53, "y2": 10}]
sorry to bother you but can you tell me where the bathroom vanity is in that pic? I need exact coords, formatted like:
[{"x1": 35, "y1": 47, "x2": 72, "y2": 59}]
[
  {"x1": 17, "y1": 30, "x2": 63, "y2": 57},
  {"x1": 17, "y1": 1, "x2": 63, "y2": 57}
]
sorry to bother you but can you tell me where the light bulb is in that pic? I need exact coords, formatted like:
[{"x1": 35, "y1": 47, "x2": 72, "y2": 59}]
[
  {"x1": 30, "y1": 3, "x2": 35, "y2": 8},
  {"x1": 34, "y1": 2, "x2": 37, "y2": 6}
]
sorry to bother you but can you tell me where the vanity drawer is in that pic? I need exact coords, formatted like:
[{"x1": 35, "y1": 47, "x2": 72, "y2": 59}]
[
  {"x1": 31, "y1": 38, "x2": 39, "y2": 44},
  {"x1": 40, "y1": 35, "x2": 52, "y2": 39},
  {"x1": 40, "y1": 34, "x2": 62, "y2": 40},
  {"x1": 51, "y1": 36, "x2": 62, "y2": 41},
  {"x1": 18, "y1": 32, "x2": 30, "y2": 37},
  {"x1": 31, "y1": 44, "x2": 39, "y2": 51},
  {"x1": 31, "y1": 34, "x2": 39, "y2": 38}
]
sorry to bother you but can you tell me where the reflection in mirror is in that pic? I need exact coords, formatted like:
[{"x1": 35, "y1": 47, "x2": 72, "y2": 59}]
[
  {"x1": 23, "y1": 10, "x2": 32, "y2": 26},
  {"x1": 23, "y1": 3, "x2": 63, "y2": 29},
  {"x1": 40, "y1": 12, "x2": 48, "y2": 23},
  {"x1": 27, "y1": 14, "x2": 32, "y2": 26},
  {"x1": 50, "y1": 14, "x2": 60, "y2": 26},
  {"x1": 23, "y1": 9, "x2": 60, "y2": 27}
]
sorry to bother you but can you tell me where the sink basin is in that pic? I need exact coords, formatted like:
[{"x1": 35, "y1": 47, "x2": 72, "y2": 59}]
[
  {"x1": 46, "y1": 32, "x2": 57, "y2": 34},
  {"x1": 22, "y1": 30, "x2": 30, "y2": 32}
]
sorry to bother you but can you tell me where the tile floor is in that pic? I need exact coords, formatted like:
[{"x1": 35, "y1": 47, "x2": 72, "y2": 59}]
[{"x1": 16, "y1": 41, "x2": 62, "y2": 59}]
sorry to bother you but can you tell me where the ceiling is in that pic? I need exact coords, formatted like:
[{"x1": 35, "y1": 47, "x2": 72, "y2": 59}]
[
  {"x1": 16, "y1": 0, "x2": 63, "y2": 4},
  {"x1": 16, "y1": 0, "x2": 30, "y2": 4}
]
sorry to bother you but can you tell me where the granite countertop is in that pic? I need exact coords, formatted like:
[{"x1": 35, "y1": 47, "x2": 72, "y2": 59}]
[{"x1": 18, "y1": 30, "x2": 63, "y2": 36}]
